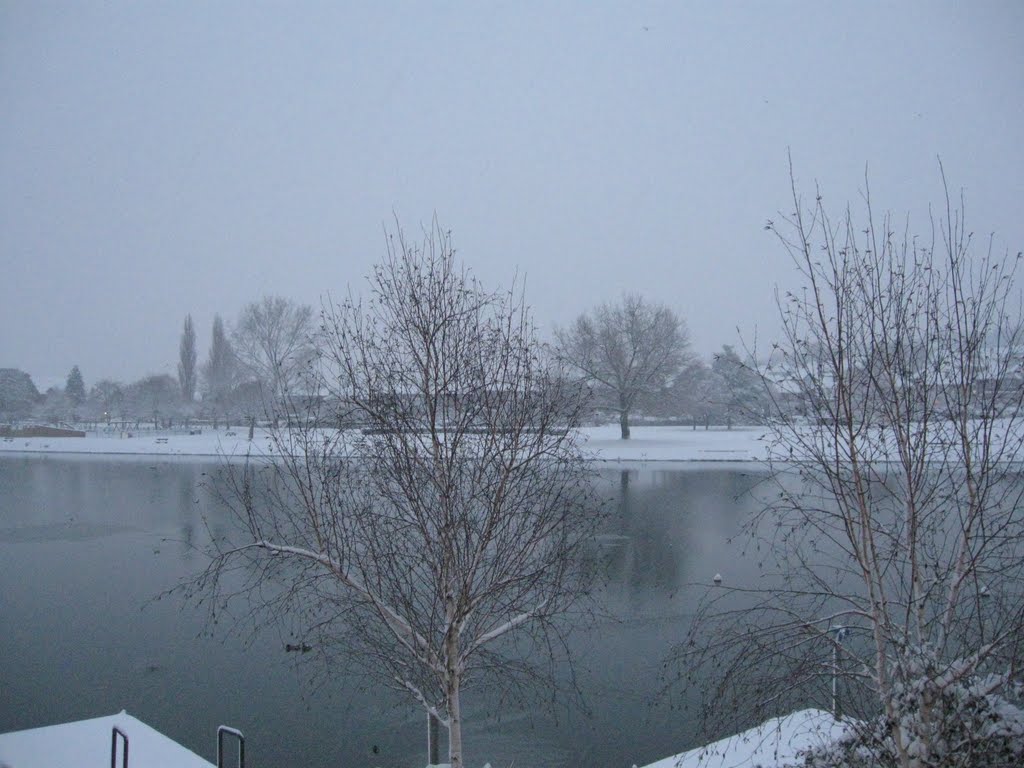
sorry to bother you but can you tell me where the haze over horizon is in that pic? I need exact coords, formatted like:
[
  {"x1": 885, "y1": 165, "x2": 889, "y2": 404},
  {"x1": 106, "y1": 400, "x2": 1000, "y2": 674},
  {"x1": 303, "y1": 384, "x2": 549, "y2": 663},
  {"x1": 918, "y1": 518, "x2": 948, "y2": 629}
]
[{"x1": 3, "y1": 2, "x2": 1023, "y2": 387}]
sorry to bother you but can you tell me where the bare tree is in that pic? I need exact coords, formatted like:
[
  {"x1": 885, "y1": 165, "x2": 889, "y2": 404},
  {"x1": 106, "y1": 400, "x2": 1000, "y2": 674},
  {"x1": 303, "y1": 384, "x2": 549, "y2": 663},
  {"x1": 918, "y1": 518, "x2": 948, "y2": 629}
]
[
  {"x1": 711, "y1": 344, "x2": 770, "y2": 427},
  {"x1": 178, "y1": 314, "x2": 197, "y2": 402},
  {"x1": 36, "y1": 386, "x2": 70, "y2": 425},
  {"x1": 189, "y1": 221, "x2": 598, "y2": 768},
  {"x1": 86, "y1": 379, "x2": 124, "y2": 422},
  {"x1": 659, "y1": 358, "x2": 726, "y2": 429},
  {"x1": 671, "y1": 164, "x2": 1024, "y2": 766},
  {"x1": 231, "y1": 296, "x2": 314, "y2": 406},
  {"x1": 557, "y1": 294, "x2": 690, "y2": 438},
  {"x1": 124, "y1": 373, "x2": 180, "y2": 428}
]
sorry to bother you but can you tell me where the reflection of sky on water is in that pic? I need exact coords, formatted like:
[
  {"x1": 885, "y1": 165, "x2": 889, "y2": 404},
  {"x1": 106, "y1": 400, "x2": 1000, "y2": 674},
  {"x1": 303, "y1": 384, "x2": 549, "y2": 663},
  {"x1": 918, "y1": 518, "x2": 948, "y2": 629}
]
[
  {"x1": 1, "y1": 457, "x2": 768, "y2": 768},
  {"x1": 596, "y1": 467, "x2": 767, "y2": 609}
]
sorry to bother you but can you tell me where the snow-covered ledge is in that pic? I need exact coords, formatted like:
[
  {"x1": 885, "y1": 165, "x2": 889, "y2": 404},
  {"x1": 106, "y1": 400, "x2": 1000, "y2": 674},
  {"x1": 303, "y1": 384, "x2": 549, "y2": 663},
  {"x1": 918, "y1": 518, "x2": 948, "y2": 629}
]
[
  {"x1": 639, "y1": 709, "x2": 846, "y2": 768},
  {"x1": 0, "y1": 711, "x2": 216, "y2": 768}
]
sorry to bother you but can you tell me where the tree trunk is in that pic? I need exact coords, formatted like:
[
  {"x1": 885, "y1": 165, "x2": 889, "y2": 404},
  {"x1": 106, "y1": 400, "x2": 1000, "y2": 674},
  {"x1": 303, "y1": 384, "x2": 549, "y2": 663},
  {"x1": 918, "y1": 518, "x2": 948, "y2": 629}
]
[
  {"x1": 619, "y1": 470, "x2": 633, "y2": 522},
  {"x1": 619, "y1": 409, "x2": 630, "y2": 440},
  {"x1": 446, "y1": 643, "x2": 463, "y2": 768}
]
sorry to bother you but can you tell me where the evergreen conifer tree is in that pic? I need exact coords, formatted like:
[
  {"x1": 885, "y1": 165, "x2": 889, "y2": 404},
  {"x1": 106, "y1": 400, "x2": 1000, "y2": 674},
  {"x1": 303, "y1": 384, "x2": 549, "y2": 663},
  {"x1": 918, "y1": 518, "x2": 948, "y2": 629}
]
[
  {"x1": 202, "y1": 315, "x2": 235, "y2": 405},
  {"x1": 178, "y1": 314, "x2": 197, "y2": 402},
  {"x1": 65, "y1": 365, "x2": 85, "y2": 406}
]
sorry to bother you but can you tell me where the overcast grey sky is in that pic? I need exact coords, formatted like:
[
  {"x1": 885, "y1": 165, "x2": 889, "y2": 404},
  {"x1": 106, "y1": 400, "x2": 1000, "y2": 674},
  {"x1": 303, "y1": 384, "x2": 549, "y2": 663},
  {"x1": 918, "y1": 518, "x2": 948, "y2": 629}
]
[{"x1": 2, "y1": 1, "x2": 1023, "y2": 386}]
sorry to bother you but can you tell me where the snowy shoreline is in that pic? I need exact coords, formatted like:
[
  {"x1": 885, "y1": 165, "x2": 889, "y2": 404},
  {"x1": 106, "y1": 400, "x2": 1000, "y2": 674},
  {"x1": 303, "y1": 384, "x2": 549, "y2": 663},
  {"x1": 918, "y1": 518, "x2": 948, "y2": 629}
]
[{"x1": 0, "y1": 424, "x2": 772, "y2": 464}]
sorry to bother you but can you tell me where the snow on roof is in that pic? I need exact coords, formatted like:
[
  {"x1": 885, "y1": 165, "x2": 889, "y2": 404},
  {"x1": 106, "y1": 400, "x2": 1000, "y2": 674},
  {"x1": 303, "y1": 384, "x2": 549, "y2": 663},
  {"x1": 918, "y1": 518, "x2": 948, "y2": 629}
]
[
  {"x1": 0, "y1": 711, "x2": 216, "y2": 768},
  {"x1": 639, "y1": 708, "x2": 846, "y2": 768}
]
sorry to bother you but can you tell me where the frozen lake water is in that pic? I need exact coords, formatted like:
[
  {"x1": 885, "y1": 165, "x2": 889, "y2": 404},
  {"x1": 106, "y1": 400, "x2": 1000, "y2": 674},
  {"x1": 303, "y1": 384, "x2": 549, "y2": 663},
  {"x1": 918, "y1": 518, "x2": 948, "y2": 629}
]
[{"x1": 0, "y1": 455, "x2": 767, "y2": 768}]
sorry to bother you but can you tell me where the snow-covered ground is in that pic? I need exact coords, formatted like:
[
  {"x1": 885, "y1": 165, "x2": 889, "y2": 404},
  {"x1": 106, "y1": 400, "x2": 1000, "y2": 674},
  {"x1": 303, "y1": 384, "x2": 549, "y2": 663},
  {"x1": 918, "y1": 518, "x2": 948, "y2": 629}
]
[
  {"x1": 583, "y1": 424, "x2": 769, "y2": 463},
  {"x1": 0, "y1": 711, "x2": 216, "y2": 768},
  {"x1": 639, "y1": 708, "x2": 846, "y2": 768},
  {"x1": 0, "y1": 424, "x2": 771, "y2": 463}
]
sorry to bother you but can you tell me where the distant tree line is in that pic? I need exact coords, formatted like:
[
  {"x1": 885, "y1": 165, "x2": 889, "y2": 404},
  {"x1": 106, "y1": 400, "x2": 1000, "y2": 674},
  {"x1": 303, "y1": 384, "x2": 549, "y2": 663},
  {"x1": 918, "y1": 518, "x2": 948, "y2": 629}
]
[
  {"x1": 0, "y1": 295, "x2": 316, "y2": 429},
  {"x1": 2, "y1": 292, "x2": 775, "y2": 434}
]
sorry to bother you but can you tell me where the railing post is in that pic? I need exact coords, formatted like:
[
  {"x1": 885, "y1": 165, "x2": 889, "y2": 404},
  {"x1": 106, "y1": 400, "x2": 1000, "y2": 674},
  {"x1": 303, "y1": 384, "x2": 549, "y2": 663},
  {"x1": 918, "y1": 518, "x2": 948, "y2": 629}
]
[
  {"x1": 111, "y1": 726, "x2": 128, "y2": 768},
  {"x1": 217, "y1": 725, "x2": 245, "y2": 768}
]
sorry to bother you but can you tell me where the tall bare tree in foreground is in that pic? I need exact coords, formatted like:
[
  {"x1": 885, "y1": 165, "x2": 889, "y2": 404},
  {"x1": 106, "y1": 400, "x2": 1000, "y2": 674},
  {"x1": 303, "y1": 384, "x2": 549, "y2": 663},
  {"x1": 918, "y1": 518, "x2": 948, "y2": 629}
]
[
  {"x1": 671, "y1": 164, "x2": 1024, "y2": 767},
  {"x1": 231, "y1": 295, "x2": 314, "y2": 406},
  {"x1": 178, "y1": 314, "x2": 197, "y2": 402},
  {"x1": 557, "y1": 294, "x2": 690, "y2": 438},
  {"x1": 190, "y1": 221, "x2": 597, "y2": 768}
]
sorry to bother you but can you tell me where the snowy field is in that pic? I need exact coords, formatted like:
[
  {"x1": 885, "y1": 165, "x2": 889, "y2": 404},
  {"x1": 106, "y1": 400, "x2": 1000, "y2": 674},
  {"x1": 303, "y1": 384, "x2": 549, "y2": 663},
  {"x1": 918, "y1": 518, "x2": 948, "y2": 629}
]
[{"x1": 0, "y1": 424, "x2": 772, "y2": 463}]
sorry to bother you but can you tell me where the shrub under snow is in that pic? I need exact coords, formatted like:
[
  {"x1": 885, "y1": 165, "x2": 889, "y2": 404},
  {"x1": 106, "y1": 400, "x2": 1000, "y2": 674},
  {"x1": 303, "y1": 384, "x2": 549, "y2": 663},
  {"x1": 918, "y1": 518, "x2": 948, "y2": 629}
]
[{"x1": 795, "y1": 651, "x2": 1024, "y2": 768}]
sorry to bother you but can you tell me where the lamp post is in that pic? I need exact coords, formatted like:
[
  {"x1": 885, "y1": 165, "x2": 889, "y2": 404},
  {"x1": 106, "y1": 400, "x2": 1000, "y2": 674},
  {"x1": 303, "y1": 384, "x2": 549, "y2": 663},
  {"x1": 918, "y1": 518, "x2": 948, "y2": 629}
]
[
  {"x1": 831, "y1": 625, "x2": 849, "y2": 719},
  {"x1": 427, "y1": 711, "x2": 442, "y2": 766}
]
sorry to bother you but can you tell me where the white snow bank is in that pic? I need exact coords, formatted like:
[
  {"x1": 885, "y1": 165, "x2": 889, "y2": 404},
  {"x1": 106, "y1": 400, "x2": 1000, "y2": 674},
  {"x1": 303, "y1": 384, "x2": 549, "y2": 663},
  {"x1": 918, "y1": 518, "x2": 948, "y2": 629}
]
[
  {"x1": 640, "y1": 709, "x2": 846, "y2": 768},
  {"x1": 0, "y1": 425, "x2": 770, "y2": 463},
  {"x1": 0, "y1": 711, "x2": 215, "y2": 768}
]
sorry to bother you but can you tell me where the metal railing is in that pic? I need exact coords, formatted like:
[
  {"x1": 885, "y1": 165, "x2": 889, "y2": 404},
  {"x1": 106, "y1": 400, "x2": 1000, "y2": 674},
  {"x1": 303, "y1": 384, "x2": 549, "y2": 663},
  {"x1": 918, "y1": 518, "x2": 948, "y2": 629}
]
[
  {"x1": 217, "y1": 725, "x2": 245, "y2": 768},
  {"x1": 110, "y1": 726, "x2": 128, "y2": 768}
]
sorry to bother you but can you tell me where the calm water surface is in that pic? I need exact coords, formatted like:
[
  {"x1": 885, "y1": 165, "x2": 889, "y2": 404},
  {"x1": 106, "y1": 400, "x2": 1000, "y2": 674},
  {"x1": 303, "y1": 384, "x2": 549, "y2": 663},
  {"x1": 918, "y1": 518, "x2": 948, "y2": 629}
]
[{"x1": 0, "y1": 456, "x2": 766, "y2": 768}]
